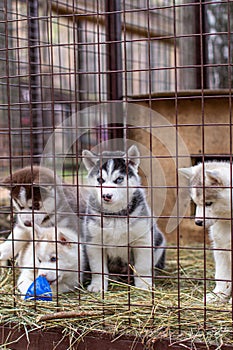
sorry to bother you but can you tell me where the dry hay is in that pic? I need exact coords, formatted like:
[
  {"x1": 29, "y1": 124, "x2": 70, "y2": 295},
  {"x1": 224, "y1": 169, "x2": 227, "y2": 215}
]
[{"x1": 0, "y1": 247, "x2": 232, "y2": 349}]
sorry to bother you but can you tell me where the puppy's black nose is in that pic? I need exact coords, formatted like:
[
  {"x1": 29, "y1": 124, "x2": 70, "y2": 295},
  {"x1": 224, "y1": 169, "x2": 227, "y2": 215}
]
[
  {"x1": 102, "y1": 194, "x2": 112, "y2": 202},
  {"x1": 24, "y1": 220, "x2": 32, "y2": 227},
  {"x1": 195, "y1": 220, "x2": 203, "y2": 227}
]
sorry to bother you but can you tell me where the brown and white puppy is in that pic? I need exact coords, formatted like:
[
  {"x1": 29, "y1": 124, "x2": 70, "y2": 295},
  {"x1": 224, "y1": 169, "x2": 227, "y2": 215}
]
[{"x1": 0, "y1": 166, "x2": 85, "y2": 261}]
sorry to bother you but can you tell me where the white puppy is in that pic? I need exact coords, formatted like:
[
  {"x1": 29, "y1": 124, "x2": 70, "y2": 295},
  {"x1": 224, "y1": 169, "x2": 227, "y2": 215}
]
[
  {"x1": 179, "y1": 161, "x2": 232, "y2": 302},
  {"x1": 0, "y1": 221, "x2": 84, "y2": 296}
]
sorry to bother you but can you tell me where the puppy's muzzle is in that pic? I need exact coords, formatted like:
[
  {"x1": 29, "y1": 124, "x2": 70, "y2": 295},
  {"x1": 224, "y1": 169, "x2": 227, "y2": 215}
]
[{"x1": 102, "y1": 194, "x2": 113, "y2": 202}]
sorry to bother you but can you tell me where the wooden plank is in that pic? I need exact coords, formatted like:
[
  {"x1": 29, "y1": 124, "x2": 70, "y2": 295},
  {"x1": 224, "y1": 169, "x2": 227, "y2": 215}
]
[{"x1": 1, "y1": 326, "x2": 233, "y2": 350}]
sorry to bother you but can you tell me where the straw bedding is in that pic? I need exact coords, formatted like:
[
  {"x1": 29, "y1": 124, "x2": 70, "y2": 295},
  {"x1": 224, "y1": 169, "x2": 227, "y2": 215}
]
[{"x1": 0, "y1": 247, "x2": 232, "y2": 349}]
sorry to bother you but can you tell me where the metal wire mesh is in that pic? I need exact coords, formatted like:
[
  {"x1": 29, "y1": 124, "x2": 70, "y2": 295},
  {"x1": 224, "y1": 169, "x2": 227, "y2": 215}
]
[{"x1": 0, "y1": 0, "x2": 233, "y2": 348}]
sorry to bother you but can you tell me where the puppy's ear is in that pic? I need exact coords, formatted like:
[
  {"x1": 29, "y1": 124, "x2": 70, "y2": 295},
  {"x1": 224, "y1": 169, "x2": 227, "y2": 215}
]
[
  {"x1": 127, "y1": 145, "x2": 140, "y2": 170},
  {"x1": 82, "y1": 150, "x2": 98, "y2": 171},
  {"x1": 178, "y1": 167, "x2": 194, "y2": 179},
  {"x1": 205, "y1": 169, "x2": 224, "y2": 186}
]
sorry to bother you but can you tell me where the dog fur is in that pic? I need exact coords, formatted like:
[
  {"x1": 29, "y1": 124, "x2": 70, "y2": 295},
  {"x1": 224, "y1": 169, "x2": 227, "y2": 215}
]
[
  {"x1": 82, "y1": 145, "x2": 166, "y2": 292},
  {"x1": 0, "y1": 166, "x2": 85, "y2": 262},
  {"x1": 13, "y1": 221, "x2": 84, "y2": 296},
  {"x1": 179, "y1": 161, "x2": 233, "y2": 302}
]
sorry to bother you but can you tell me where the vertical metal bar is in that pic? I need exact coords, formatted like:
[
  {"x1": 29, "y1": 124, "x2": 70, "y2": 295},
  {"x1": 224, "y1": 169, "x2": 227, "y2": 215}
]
[
  {"x1": 226, "y1": 0, "x2": 233, "y2": 329},
  {"x1": 199, "y1": 0, "x2": 207, "y2": 332},
  {"x1": 145, "y1": 0, "x2": 154, "y2": 315},
  {"x1": 105, "y1": 0, "x2": 123, "y2": 101},
  {"x1": 201, "y1": 0, "x2": 207, "y2": 89},
  {"x1": 172, "y1": 0, "x2": 181, "y2": 334},
  {"x1": 195, "y1": 0, "x2": 207, "y2": 89},
  {"x1": 28, "y1": 0, "x2": 43, "y2": 163},
  {"x1": 105, "y1": 0, "x2": 123, "y2": 144},
  {"x1": 77, "y1": 21, "x2": 85, "y2": 109},
  {"x1": 4, "y1": 0, "x2": 16, "y2": 309},
  {"x1": 194, "y1": 2, "x2": 201, "y2": 89}
]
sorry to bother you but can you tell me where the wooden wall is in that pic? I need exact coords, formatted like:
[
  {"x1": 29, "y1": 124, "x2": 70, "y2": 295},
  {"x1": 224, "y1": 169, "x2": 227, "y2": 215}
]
[{"x1": 129, "y1": 94, "x2": 232, "y2": 245}]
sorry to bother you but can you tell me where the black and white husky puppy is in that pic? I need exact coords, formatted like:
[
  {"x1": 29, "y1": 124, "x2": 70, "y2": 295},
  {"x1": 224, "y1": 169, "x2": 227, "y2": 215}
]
[{"x1": 82, "y1": 145, "x2": 166, "y2": 292}]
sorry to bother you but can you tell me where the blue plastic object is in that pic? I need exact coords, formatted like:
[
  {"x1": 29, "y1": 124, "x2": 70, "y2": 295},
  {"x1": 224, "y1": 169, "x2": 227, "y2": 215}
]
[{"x1": 24, "y1": 275, "x2": 52, "y2": 301}]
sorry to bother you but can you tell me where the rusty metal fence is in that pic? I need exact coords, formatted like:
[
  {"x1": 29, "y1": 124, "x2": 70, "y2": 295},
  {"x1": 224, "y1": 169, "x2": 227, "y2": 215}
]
[{"x1": 0, "y1": 1, "x2": 233, "y2": 349}]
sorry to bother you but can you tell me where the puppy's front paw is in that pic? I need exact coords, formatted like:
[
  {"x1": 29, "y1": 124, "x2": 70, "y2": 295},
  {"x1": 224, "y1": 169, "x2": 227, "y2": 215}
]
[
  {"x1": 87, "y1": 283, "x2": 103, "y2": 293},
  {"x1": 205, "y1": 292, "x2": 229, "y2": 303},
  {"x1": 134, "y1": 277, "x2": 152, "y2": 290},
  {"x1": 87, "y1": 277, "x2": 108, "y2": 293}
]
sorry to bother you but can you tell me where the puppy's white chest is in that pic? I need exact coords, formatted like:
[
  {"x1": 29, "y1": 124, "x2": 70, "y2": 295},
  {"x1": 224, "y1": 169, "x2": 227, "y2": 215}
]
[
  {"x1": 88, "y1": 216, "x2": 149, "y2": 246},
  {"x1": 89, "y1": 218, "x2": 127, "y2": 244},
  {"x1": 210, "y1": 221, "x2": 231, "y2": 249}
]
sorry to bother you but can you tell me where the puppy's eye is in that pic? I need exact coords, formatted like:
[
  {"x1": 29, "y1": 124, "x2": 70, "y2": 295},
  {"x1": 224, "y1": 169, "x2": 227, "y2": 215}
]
[
  {"x1": 205, "y1": 202, "x2": 213, "y2": 207},
  {"x1": 50, "y1": 256, "x2": 57, "y2": 263},
  {"x1": 114, "y1": 176, "x2": 124, "y2": 184},
  {"x1": 97, "y1": 177, "x2": 105, "y2": 185}
]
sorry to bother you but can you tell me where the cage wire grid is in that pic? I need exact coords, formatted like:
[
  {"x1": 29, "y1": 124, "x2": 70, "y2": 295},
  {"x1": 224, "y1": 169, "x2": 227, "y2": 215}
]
[{"x1": 0, "y1": 0, "x2": 233, "y2": 349}]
